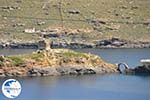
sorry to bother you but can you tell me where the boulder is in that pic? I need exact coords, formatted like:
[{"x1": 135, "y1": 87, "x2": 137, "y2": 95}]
[
  {"x1": 68, "y1": 9, "x2": 80, "y2": 14},
  {"x1": 27, "y1": 67, "x2": 59, "y2": 77},
  {"x1": 56, "y1": 66, "x2": 96, "y2": 75},
  {"x1": 0, "y1": 69, "x2": 5, "y2": 77}
]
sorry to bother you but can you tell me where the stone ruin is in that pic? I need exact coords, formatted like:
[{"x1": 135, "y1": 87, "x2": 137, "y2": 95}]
[{"x1": 38, "y1": 38, "x2": 51, "y2": 50}]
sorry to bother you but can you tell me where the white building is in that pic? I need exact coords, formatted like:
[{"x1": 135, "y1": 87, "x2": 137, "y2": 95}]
[{"x1": 24, "y1": 28, "x2": 35, "y2": 33}]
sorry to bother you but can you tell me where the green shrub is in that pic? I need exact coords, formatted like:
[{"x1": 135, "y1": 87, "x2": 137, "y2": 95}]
[
  {"x1": 31, "y1": 53, "x2": 44, "y2": 61},
  {"x1": 8, "y1": 56, "x2": 24, "y2": 66},
  {"x1": 0, "y1": 56, "x2": 5, "y2": 62},
  {"x1": 0, "y1": 61, "x2": 3, "y2": 67}
]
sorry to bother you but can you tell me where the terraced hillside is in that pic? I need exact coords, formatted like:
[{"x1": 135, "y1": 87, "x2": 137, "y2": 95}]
[{"x1": 0, "y1": 0, "x2": 150, "y2": 43}]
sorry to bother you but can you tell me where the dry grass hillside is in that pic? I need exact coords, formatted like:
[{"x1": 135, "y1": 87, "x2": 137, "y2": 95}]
[{"x1": 0, "y1": 0, "x2": 150, "y2": 42}]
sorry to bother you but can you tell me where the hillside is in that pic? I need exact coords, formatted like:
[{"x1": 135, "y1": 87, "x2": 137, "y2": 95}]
[{"x1": 0, "y1": 0, "x2": 150, "y2": 43}]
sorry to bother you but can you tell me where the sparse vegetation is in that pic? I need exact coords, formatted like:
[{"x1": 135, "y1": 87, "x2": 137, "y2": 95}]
[
  {"x1": 62, "y1": 50, "x2": 87, "y2": 58},
  {"x1": 0, "y1": 0, "x2": 150, "y2": 42},
  {"x1": 0, "y1": 49, "x2": 105, "y2": 67},
  {"x1": 0, "y1": 49, "x2": 118, "y2": 77},
  {"x1": 30, "y1": 53, "x2": 44, "y2": 61},
  {"x1": 0, "y1": 61, "x2": 3, "y2": 67},
  {"x1": 8, "y1": 56, "x2": 25, "y2": 66}
]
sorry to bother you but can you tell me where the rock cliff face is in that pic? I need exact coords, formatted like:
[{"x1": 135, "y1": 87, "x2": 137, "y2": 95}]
[
  {"x1": 0, "y1": 49, "x2": 118, "y2": 77},
  {"x1": 124, "y1": 65, "x2": 150, "y2": 74},
  {"x1": 0, "y1": 38, "x2": 150, "y2": 49}
]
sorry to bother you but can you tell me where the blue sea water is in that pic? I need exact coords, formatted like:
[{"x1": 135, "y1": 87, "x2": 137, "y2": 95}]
[{"x1": 0, "y1": 48, "x2": 150, "y2": 100}]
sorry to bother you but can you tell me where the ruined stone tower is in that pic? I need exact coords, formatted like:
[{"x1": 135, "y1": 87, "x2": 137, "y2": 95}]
[{"x1": 38, "y1": 38, "x2": 51, "y2": 50}]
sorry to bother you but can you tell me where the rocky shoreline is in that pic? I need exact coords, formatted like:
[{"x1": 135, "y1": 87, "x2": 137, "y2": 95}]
[
  {"x1": 124, "y1": 65, "x2": 150, "y2": 74},
  {"x1": 117, "y1": 60, "x2": 150, "y2": 75},
  {"x1": 0, "y1": 38, "x2": 150, "y2": 49},
  {"x1": 0, "y1": 65, "x2": 117, "y2": 77},
  {"x1": 0, "y1": 49, "x2": 118, "y2": 77}
]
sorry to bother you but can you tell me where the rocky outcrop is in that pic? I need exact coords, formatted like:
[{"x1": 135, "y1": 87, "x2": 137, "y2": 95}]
[
  {"x1": 0, "y1": 49, "x2": 118, "y2": 77},
  {"x1": 68, "y1": 9, "x2": 80, "y2": 14},
  {"x1": 0, "y1": 42, "x2": 38, "y2": 49},
  {"x1": 0, "y1": 38, "x2": 149, "y2": 49},
  {"x1": 124, "y1": 65, "x2": 150, "y2": 74},
  {"x1": 52, "y1": 42, "x2": 95, "y2": 49},
  {"x1": 95, "y1": 38, "x2": 150, "y2": 48},
  {"x1": 27, "y1": 67, "x2": 59, "y2": 77}
]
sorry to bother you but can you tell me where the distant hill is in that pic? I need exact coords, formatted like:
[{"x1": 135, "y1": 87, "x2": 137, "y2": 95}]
[{"x1": 0, "y1": 0, "x2": 150, "y2": 42}]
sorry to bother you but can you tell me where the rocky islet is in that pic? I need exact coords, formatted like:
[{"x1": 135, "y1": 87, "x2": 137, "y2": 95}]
[{"x1": 0, "y1": 49, "x2": 118, "y2": 77}]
